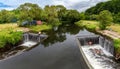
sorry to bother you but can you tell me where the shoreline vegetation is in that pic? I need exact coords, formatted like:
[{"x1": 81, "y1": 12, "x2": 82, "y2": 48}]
[
  {"x1": 0, "y1": 23, "x2": 52, "y2": 53},
  {"x1": 0, "y1": 24, "x2": 23, "y2": 52}
]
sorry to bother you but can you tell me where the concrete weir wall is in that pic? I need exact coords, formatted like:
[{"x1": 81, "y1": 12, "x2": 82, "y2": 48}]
[
  {"x1": 76, "y1": 38, "x2": 93, "y2": 69},
  {"x1": 77, "y1": 35, "x2": 115, "y2": 56},
  {"x1": 76, "y1": 35, "x2": 115, "y2": 69}
]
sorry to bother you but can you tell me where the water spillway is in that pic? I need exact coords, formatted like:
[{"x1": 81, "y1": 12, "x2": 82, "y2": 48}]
[
  {"x1": 99, "y1": 36, "x2": 114, "y2": 56},
  {"x1": 23, "y1": 33, "x2": 43, "y2": 42},
  {"x1": 77, "y1": 33, "x2": 120, "y2": 69},
  {"x1": 21, "y1": 33, "x2": 48, "y2": 47},
  {"x1": 78, "y1": 35, "x2": 99, "y2": 46},
  {"x1": 77, "y1": 35, "x2": 115, "y2": 56}
]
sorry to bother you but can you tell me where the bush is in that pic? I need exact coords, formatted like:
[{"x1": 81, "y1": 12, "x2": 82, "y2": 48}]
[
  {"x1": 0, "y1": 29, "x2": 23, "y2": 48},
  {"x1": 114, "y1": 39, "x2": 120, "y2": 53}
]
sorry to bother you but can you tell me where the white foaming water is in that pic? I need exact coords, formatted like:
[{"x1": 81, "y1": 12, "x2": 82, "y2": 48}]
[
  {"x1": 82, "y1": 45, "x2": 116, "y2": 69},
  {"x1": 20, "y1": 41, "x2": 37, "y2": 47}
]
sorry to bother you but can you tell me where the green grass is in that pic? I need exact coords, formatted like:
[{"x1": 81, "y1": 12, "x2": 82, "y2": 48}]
[
  {"x1": 29, "y1": 25, "x2": 52, "y2": 32},
  {"x1": 75, "y1": 20, "x2": 99, "y2": 31},
  {"x1": 108, "y1": 24, "x2": 120, "y2": 34}
]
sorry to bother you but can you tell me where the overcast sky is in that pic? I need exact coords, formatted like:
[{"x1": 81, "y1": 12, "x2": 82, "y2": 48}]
[{"x1": 0, "y1": 0, "x2": 107, "y2": 12}]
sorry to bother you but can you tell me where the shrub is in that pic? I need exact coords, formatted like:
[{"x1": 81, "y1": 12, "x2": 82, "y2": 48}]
[
  {"x1": 114, "y1": 39, "x2": 120, "y2": 53},
  {"x1": 0, "y1": 29, "x2": 23, "y2": 48}
]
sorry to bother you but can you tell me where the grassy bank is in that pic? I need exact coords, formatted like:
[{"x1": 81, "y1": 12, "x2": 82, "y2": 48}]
[
  {"x1": 0, "y1": 23, "x2": 53, "y2": 48},
  {"x1": 108, "y1": 24, "x2": 120, "y2": 34},
  {"x1": 0, "y1": 23, "x2": 23, "y2": 48},
  {"x1": 75, "y1": 20, "x2": 99, "y2": 31},
  {"x1": 0, "y1": 28, "x2": 23, "y2": 48},
  {"x1": 29, "y1": 25, "x2": 52, "y2": 32}
]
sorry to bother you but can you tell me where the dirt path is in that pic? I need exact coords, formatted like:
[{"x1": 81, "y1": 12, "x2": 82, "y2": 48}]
[{"x1": 98, "y1": 30, "x2": 120, "y2": 39}]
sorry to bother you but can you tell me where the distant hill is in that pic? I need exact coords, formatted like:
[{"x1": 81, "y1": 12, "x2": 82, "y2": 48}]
[{"x1": 85, "y1": 0, "x2": 120, "y2": 14}]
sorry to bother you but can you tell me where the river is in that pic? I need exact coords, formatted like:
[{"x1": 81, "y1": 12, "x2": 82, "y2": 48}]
[{"x1": 0, "y1": 25, "x2": 89, "y2": 69}]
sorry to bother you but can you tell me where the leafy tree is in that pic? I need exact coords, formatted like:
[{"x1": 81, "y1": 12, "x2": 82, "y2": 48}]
[
  {"x1": 0, "y1": 10, "x2": 16, "y2": 23},
  {"x1": 98, "y1": 10, "x2": 113, "y2": 30},
  {"x1": 79, "y1": 12, "x2": 86, "y2": 20},
  {"x1": 113, "y1": 12, "x2": 120, "y2": 23},
  {"x1": 44, "y1": 5, "x2": 61, "y2": 26},
  {"x1": 85, "y1": 0, "x2": 120, "y2": 15},
  {"x1": 65, "y1": 10, "x2": 80, "y2": 24},
  {"x1": 17, "y1": 3, "x2": 42, "y2": 22}
]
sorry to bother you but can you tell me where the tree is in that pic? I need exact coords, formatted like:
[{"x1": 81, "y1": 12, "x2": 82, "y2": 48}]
[
  {"x1": 113, "y1": 12, "x2": 120, "y2": 23},
  {"x1": 79, "y1": 12, "x2": 86, "y2": 20},
  {"x1": 17, "y1": 3, "x2": 42, "y2": 22},
  {"x1": 0, "y1": 10, "x2": 16, "y2": 23},
  {"x1": 98, "y1": 10, "x2": 113, "y2": 30},
  {"x1": 65, "y1": 10, "x2": 80, "y2": 24},
  {"x1": 44, "y1": 5, "x2": 61, "y2": 27}
]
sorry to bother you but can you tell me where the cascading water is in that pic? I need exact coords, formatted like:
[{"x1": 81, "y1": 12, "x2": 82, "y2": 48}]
[
  {"x1": 21, "y1": 33, "x2": 47, "y2": 47},
  {"x1": 23, "y1": 33, "x2": 41, "y2": 42},
  {"x1": 78, "y1": 35, "x2": 99, "y2": 46},
  {"x1": 99, "y1": 36, "x2": 114, "y2": 55},
  {"x1": 78, "y1": 35, "x2": 114, "y2": 56},
  {"x1": 77, "y1": 34, "x2": 120, "y2": 69}
]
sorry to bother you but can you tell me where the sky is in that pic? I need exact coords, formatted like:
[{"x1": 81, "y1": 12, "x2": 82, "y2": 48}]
[{"x1": 0, "y1": 0, "x2": 107, "y2": 12}]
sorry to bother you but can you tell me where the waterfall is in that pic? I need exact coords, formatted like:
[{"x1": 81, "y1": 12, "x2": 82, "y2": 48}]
[
  {"x1": 78, "y1": 35, "x2": 99, "y2": 46},
  {"x1": 78, "y1": 35, "x2": 115, "y2": 56},
  {"x1": 23, "y1": 33, "x2": 44, "y2": 42},
  {"x1": 21, "y1": 33, "x2": 47, "y2": 47},
  {"x1": 99, "y1": 36, "x2": 114, "y2": 55}
]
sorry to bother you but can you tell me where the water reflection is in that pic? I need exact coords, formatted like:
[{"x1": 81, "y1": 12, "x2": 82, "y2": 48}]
[{"x1": 42, "y1": 24, "x2": 80, "y2": 47}]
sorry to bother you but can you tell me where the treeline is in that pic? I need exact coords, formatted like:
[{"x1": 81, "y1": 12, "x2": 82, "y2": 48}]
[
  {"x1": 0, "y1": 3, "x2": 81, "y2": 26},
  {"x1": 85, "y1": 0, "x2": 120, "y2": 23}
]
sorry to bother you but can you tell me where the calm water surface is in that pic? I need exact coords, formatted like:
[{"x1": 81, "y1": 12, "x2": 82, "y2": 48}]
[{"x1": 0, "y1": 25, "x2": 89, "y2": 69}]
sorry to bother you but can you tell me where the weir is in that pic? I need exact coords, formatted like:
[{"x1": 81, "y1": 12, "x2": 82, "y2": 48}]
[
  {"x1": 76, "y1": 34, "x2": 120, "y2": 69},
  {"x1": 21, "y1": 33, "x2": 48, "y2": 47},
  {"x1": 77, "y1": 35, "x2": 115, "y2": 56}
]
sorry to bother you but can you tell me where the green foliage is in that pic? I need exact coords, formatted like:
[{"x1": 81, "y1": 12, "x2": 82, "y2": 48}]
[
  {"x1": 79, "y1": 12, "x2": 86, "y2": 20},
  {"x1": 113, "y1": 12, "x2": 120, "y2": 23},
  {"x1": 86, "y1": 0, "x2": 120, "y2": 14},
  {"x1": 85, "y1": 0, "x2": 120, "y2": 23},
  {"x1": 0, "y1": 10, "x2": 16, "y2": 23},
  {"x1": 0, "y1": 29, "x2": 23, "y2": 48},
  {"x1": 98, "y1": 10, "x2": 113, "y2": 30},
  {"x1": 18, "y1": 3, "x2": 42, "y2": 22},
  {"x1": 65, "y1": 10, "x2": 80, "y2": 24},
  {"x1": 114, "y1": 39, "x2": 120, "y2": 53}
]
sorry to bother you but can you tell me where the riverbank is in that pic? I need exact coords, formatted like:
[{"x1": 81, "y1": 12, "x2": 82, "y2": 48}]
[
  {"x1": 0, "y1": 23, "x2": 51, "y2": 50},
  {"x1": 75, "y1": 20, "x2": 120, "y2": 60}
]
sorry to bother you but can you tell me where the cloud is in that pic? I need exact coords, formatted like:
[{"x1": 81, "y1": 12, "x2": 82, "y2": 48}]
[
  {"x1": 51, "y1": 0, "x2": 107, "y2": 12},
  {"x1": 0, "y1": 0, "x2": 107, "y2": 11}
]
